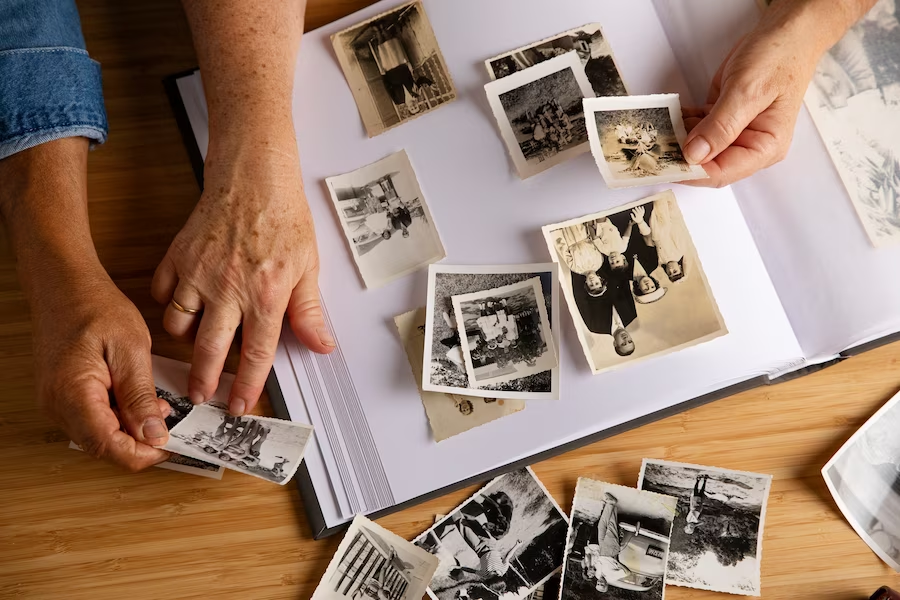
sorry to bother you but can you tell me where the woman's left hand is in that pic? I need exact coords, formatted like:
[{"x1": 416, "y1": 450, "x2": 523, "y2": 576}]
[{"x1": 152, "y1": 132, "x2": 335, "y2": 416}]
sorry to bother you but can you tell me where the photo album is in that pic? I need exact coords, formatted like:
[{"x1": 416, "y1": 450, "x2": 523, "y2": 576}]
[{"x1": 166, "y1": 0, "x2": 900, "y2": 537}]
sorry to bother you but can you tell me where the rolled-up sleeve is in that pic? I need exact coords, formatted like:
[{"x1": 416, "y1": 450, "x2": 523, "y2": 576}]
[{"x1": 0, "y1": 0, "x2": 107, "y2": 160}]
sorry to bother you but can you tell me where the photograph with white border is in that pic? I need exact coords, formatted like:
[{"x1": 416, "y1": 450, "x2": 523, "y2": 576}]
[
  {"x1": 413, "y1": 467, "x2": 568, "y2": 600},
  {"x1": 823, "y1": 389, "x2": 900, "y2": 572},
  {"x1": 485, "y1": 52, "x2": 595, "y2": 179},
  {"x1": 313, "y1": 514, "x2": 439, "y2": 600},
  {"x1": 542, "y1": 190, "x2": 726, "y2": 375},
  {"x1": 325, "y1": 150, "x2": 446, "y2": 289},
  {"x1": 638, "y1": 459, "x2": 774, "y2": 596},
  {"x1": 485, "y1": 23, "x2": 629, "y2": 99},
  {"x1": 559, "y1": 478, "x2": 677, "y2": 600},
  {"x1": 585, "y1": 94, "x2": 708, "y2": 189},
  {"x1": 451, "y1": 278, "x2": 558, "y2": 389},
  {"x1": 422, "y1": 264, "x2": 560, "y2": 400}
]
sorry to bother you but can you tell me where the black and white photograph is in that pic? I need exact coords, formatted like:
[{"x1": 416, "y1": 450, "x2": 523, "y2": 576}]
[
  {"x1": 485, "y1": 52, "x2": 595, "y2": 179},
  {"x1": 823, "y1": 390, "x2": 900, "y2": 572},
  {"x1": 313, "y1": 514, "x2": 439, "y2": 600},
  {"x1": 451, "y1": 278, "x2": 558, "y2": 389},
  {"x1": 584, "y1": 94, "x2": 707, "y2": 189},
  {"x1": 414, "y1": 467, "x2": 568, "y2": 600},
  {"x1": 559, "y1": 478, "x2": 677, "y2": 600},
  {"x1": 422, "y1": 264, "x2": 560, "y2": 401},
  {"x1": 485, "y1": 23, "x2": 629, "y2": 99},
  {"x1": 326, "y1": 150, "x2": 446, "y2": 289},
  {"x1": 394, "y1": 309, "x2": 526, "y2": 443},
  {"x1": 331, "y1": 0, "x2": 457, "y2": 138},
  {"x1": 163, "y1": 404, "x2": 313, "y2": 485},
  {"x1": 638, "y1": 459, "x2": 774, "y2": 596},
  {"x1": 542, "y1": 191, "x2": 726, "y2": 375},
  {"x1": 800, "y1": 0, "x2": 900, "y2": 245}
]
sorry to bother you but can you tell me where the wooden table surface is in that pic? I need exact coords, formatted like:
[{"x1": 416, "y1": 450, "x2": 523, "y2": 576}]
[{"x1": 1, "y1": 1, "x2": 899, "y2": 598}]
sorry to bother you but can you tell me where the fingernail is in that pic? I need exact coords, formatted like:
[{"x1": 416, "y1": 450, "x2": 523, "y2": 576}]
[
  {"x1": 684, "y1": 136, "x2": 711, "y2": 164},
  {"x1": 142, "y1": 418, "x2": 168, "y2": 442},
  {"x1": 189, "y1": 392, "x2": 205, "y2": 405},
  {"x1": 230, "y1": 398, "x2": 246, "y2": 416},
  {"x1": 317, "y1": 327, "x2": 336, "y2": 348}
]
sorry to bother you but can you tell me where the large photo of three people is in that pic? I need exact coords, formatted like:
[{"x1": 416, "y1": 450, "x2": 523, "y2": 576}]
[{"x1": 543, "y1": 190, "x2": 726, "y2": 375}]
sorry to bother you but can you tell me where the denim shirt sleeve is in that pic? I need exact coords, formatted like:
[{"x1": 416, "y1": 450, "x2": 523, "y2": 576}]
[{"x1": 0, "y1": 0, "x2": 108, "y2": 160}]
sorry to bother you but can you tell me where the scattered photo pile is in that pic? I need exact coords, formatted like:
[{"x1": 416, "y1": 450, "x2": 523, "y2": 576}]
[
  {"x1": 823, "y1": 389, "x2": 900, "y2": 572},
  {"x1": 413, "y1": 467, "x2": 569, "y2": 600},
  {"x1": 543, "y1": 190, "x2": 726, "y2": 375},
  {"x1": 325, "y1": 150, "x2": 446, "y2": 289},
  {"x1": 559, "y1": 478, "x2": 678, "y2": 600},
  {"x1": 422, "y1": 264, "x2": 561, "y2": 401},
  {"x1": 395, "y1": 308, "x2": 526, "y2": 443},
  {"x1": 331, "y1": 0, "x2": 457, "y2": 137},
  {"x1": 638, "y1": 459, "x2": 773, "y2": 596},
  {"x1": 313, "y1": 514, "x2": 440, "y2": 600},
  {"x1": 585, "y1": 94, "x2": 708, "y2": 189}
]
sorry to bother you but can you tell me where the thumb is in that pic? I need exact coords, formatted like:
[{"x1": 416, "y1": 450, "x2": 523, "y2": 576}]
[
  {"x1": 109, "y1": 344, "x2": 169, "y2": 448},
  {"x1": 682, "y1": 81, "x2": 772, "y2": 165},
  {"x1": 287, "y1": 271, "x2": 336, "y2": 355}
]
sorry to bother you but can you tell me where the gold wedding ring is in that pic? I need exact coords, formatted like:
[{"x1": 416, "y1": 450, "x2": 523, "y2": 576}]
[{"x1": 170, "y1": 298, "x2": 202, "y2": 315}]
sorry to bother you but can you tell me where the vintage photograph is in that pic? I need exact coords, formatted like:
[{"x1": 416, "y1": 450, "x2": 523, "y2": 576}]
[
  {"x1": 325, "y1": 150, "x2": 446, "y2": 289},
  {"x1": 542, "y1": 191, "x2": 726, "y2": 375},
  {"x1": 422, "y1": 264, "x2": 560, "y2": 401},
  {"x1": 68, "y1": 439, "x2": 224, "y2": 480},
  {"x1": 394, "y1": 309, "x2": 526, "y2": 443},
  {"x1": 313, "y1": 514, "x2": 439, "y2": 600},
  {"x1": 486, "y1": 52, "x2": 595, "y2": 179},
  {"x1": 823, "y1": 390, "x2": 900, "y2": 572},
  {"x1": 559, "y1": 478, "x2": 677, "y2": 600},
  {"x1": 451, "y1": 278, "x2": 558, "y2": 389},
  {"x1": 638, "y1": 459, "x2": 774, "y2": 595},
  {"x1": 485, "y1": 23, "x2": 629, "y2": 98},
  {"x1": 801, "y1": 0, "x2": 900, "y2": 245},
  {"x1": 164, "y1": 404, "x2": 313, "y2": 485},
  {"x1": 331, "y1": 0, "x2": 457, "y2": 137},
  {"x1": 585, "y1": 94, "x2": 708, "y2": 189},
  {"x1": 414, "y1": 468, "x2": 568, "y2": 600}
]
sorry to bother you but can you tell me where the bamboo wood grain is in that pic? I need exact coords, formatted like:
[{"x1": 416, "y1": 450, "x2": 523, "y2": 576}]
[{"x1": 1, "y1": 0, "x2": 899, "y2": 598}]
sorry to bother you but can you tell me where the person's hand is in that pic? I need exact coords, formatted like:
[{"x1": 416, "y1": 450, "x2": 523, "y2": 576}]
[
  {"x1": 33, "y1": 269, "x2": 171, "y2": 472},
  {"x1": 630, "y1": 206, "x2": 646, "y2": 224},
  {"x1": 681, "y1": 15, "x2": 825, "y2": 188},
  {"x1": 152, "y1": 132, "x2": 335, "y2": 417}
]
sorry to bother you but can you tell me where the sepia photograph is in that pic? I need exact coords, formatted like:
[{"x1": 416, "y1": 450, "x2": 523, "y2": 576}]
[
  {"x1": 164, "y1": 404, "x2": 313, "y2": 485},
  {"x1": 485, "y1": 23, "x2": 629, "y2": 98},
  {"x1": 486, "y1": 52, "x2": 595, "y2": 179},
  {"x1": 823, "y1": 390, "x2": 900, "y2": 572},
  {"x1": 394, "y1": 308, "x2": 526, "y2": 443},
  {"x1": 414, "y1": 467, "x2": 568, "y2": 600},
  {"x1": 326, "y1": 150, "x2": 446, "y2": 289},
  {"x1": 585, "y1": 94, "x2": 708, "y2": 189},
  {"x1": 638, "y1": 459, "x2": 774, "y2": 596},
  {"x1": 802, "y1": 0, "x2": 900, "y2": 246},
  {"x1": 559, "y1": 478, "x2": 677, "y2": 600},
  {"x1": 542, "y1": 190, "x2": 726, "y2": 375},
  {"x1": 451, "y1": 278, "x2": 558, "y2": 389},
  {"x1": 422, "y1": 264, "x2": 560, "y2": 401},
  {"x1": 331, "y1": 0, "x2": 457, "y2": 137},
  {"x1": 313, "y1": 514, "x2": 440, "y2": 600}
]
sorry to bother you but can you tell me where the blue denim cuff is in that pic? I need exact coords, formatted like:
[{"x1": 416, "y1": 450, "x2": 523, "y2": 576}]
[{"x1": 0, "y1": 47, "x2": 108, "y2": 160}]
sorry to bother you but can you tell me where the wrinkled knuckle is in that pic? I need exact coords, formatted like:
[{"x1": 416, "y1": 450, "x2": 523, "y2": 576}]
[
  {"x1": 254, "y1": 280, "x2": 284, "y2": 312},
  {"x1": 190, "y1": 373, "x2": 218, "y2": 395},
  {"x1": 196, "y1": 336, "x2": 228, "y2": 358},
  {"x1": 711, "y1": 112, "x2": 741, "y2": 144},
  {"x1": 81, "y1": 434, "x2": 109, "y2": 460},
  {"x1": 242, "y1": 344, "x2": 275, "y2": 367},
  {"x1": 292, "y1": 297, "x2": 323, "y2": 319}
]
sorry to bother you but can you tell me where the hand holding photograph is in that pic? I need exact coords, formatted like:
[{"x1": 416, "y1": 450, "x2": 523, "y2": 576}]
[
  {"x1": 543, "y1": 190, "x2": 726, "y2": 375},
  {"x1": 331, "y1": 0, "x2": 457, "y2": 138},
  {"x1": 394, "y1": 308, "x2": 526, "y2": 443},
  {"x1": 413, "y1": 467, "x2": 568, "y2": 600},
  {"x1": 584, "y1": 94, "x2": 708, "y2": 189},
  {"x1": 313, "y1": 514, "x2": 439, "y2": 600},
  {"x1": 326, "y1": 150, "x2": 446, "y2": 289},
  {"x1": 559, "y1": 478, "x2": 677, "y2": 600},
  {"x1": 485, "y1": 52, "x2": 595, "y2": 179},
  {"x1": 637, "y1": 459, "x2": 773, "y2": 596}
]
